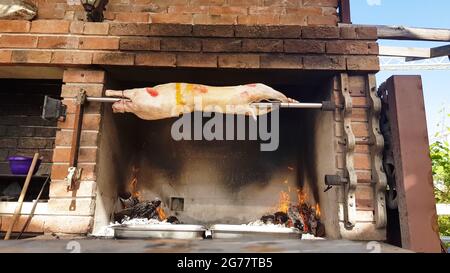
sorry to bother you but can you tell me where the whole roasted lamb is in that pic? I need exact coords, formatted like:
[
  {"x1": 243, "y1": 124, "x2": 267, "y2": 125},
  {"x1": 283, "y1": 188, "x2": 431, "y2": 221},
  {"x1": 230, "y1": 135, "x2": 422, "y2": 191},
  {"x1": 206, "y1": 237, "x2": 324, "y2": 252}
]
[{"x1": 105, "y1": 83, "x2": 297, "y2": 120}]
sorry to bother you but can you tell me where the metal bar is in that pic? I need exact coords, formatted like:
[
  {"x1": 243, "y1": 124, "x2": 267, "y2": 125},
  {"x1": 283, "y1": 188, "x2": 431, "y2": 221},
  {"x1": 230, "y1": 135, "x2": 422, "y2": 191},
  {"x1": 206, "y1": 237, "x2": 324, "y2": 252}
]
[
  {"x1": 338, "y1": 0, "x2": 351, "y2": 24},
  {"x1": 86, "y1": 97, "x2": 326, "y2": 109}
]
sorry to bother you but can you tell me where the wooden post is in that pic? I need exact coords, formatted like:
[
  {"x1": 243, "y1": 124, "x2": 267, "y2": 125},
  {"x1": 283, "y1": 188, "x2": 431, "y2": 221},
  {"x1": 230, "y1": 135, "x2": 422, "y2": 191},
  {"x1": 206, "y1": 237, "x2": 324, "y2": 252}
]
[{"x1": 4, "y1": 153, "x2": 40, "y2": 240}]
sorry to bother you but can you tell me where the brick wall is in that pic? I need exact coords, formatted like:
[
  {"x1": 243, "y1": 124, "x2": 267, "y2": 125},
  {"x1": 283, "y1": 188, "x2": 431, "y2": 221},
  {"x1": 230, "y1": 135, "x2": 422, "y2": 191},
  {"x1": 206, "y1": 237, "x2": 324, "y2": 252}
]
[
  {"x1": 43, "y1": 69, "x2": 105, "y2": 234},
  {"x1": 0, "y1": 21, "x2": 379, "y2": 71},
  {"x1": 0, "y1": 80, "x2": 60, "y2": 176},
  {"x1": 30, "y1": 0, "x2": 339, "y2": 25}
]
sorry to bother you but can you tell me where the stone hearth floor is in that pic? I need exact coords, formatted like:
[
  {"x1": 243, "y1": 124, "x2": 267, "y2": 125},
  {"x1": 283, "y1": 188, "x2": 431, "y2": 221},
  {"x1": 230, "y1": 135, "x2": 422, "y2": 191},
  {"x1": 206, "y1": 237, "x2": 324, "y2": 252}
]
[{"x1": 0, "y1": 236, "x2": 411, "y2": 253}]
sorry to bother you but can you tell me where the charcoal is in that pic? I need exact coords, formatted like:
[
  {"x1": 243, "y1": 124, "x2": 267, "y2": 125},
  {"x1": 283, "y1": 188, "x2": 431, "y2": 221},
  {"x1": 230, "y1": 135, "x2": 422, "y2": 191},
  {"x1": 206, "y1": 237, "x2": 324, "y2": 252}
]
[
  {"x1": 114, "y1": 198, "x2": 162, "y2": 222},
  {"x1": 260, "y1": 215, "x2": 275, "y2": 224},
  {"x1": 166, "y1": 216, "x2": 180, "y2": 224},
  {"x1": 274, "y1": 212, "x2": 289, "y2": 224}
]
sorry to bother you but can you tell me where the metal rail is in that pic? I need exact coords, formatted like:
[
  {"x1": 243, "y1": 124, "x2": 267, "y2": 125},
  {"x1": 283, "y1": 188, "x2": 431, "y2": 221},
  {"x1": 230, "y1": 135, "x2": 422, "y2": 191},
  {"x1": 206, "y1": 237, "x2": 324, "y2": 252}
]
[{"x1": 86, "y1": 97, "x2": 332, "y2": 110}]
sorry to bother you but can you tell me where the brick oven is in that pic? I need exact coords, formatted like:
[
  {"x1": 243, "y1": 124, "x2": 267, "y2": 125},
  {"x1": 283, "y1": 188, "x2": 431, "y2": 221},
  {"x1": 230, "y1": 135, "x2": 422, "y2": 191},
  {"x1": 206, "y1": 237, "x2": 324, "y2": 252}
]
[{"x1": 0, "y1": 0, "x2": 388, "y2": 241}]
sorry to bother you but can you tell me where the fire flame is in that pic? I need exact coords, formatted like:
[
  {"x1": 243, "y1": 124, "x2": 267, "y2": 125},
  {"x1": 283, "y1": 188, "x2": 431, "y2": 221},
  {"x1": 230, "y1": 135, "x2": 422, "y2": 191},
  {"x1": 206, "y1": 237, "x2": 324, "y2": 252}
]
[
  {"x1": 129, "y1": 166, "x2": 140, "y2": 198},
  {"x1": 315, "y1": 203, "x2": 321, "y2": 218},
  {"x1": 297, "y1": 188, "x2": 308, "y2": 204},
  {"x1": 278, "y1": 191, "x2": 290, "y2": 213},
  {"x1": 156, "y1": 207, "x2": 167, "y2": 221}
]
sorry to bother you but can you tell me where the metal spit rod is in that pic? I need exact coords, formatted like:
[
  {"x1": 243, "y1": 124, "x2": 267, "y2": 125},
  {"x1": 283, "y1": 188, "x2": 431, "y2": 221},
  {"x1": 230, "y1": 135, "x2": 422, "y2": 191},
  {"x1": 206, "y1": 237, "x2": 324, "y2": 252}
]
[{"x1": 86, "y1": 97, "x2": 327, "y2": 109}]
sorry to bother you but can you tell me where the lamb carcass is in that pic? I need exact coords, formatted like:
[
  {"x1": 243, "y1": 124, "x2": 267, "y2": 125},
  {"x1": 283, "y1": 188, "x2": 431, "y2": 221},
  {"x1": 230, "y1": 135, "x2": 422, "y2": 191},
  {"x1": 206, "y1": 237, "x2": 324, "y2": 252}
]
[{"x1": 105, "y1": 83, "x2": 297, "y2": 120}]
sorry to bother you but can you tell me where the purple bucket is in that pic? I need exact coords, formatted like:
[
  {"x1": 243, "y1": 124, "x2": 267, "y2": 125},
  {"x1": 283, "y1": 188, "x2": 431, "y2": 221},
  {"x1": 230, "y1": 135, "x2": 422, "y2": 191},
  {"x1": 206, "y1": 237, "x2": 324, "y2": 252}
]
[{"x1": 8, "y1": 156, "x2": 42, "y2": 175}]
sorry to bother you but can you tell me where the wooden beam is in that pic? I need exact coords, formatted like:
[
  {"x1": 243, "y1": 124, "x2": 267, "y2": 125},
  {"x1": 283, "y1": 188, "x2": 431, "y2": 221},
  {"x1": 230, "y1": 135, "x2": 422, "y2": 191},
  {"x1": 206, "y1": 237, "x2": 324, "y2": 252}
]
[
  {"x1": 379, "y1": 46, "x2": 431, "y2": 58},
  {"x1": 431, "y1": 44, "x2": 450, "y2": 58},
  {"x1": 339, "y1": 24, "x2": 450, "y2": 42}
]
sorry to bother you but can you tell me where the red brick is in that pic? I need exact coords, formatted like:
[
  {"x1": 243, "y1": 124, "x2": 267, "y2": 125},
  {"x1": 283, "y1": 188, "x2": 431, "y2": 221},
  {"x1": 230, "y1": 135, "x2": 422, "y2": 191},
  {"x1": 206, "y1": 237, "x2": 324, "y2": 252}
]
[
  {"x1": 119, "y1": 37, "x2": 160, "y2": 51},
  {"x1": 286, "y1": 7, "x2": 322, "y2": 15},
  {"x1": 303, "y1": 55, "x2": 345, "y2": 70},
  {"x1": 83, "y1": 22, "x2": 110, "y2": 35},
  {"x1": 11, "y1": 50, "x2": 52, "y2": 63},
  {"x1": 249, "y1": 6, "x2": 285, "y2": 15},
  {"x1": 0, "y1": 50, "x2": 12, "y2": 63},
  {"x1": 30, "y1": 20, "x2": 71, "y2": 33},
  {"x1": 284, "y1": 40, "x2": 325, "y2": 53},
  {"x1": 167, "y1": 5, "x2": 209, "y2": 14},
  {"x1": 79, "y1": 37, "x2": 120, "y2": 50},
  {"x1": 193, "y1": 25, "x2": 235, "y2": 37},
  {"x1": 352, "y1": 122, "x2": 370, "y2": 137},
  {"x1": 53, "y1": 147, "x2": 97, "y2": 163},
  {"x1": 58, "y1": 114, "x2": 102, "y2": 130},
  {"x1": 150, "y1": 13, "x2": 193, "y2": 24},
  {"x1": 193, "y1": 14, "x2": 237, "y2": 25},
  {"x1": 0, "y1": 35, "x2": 38, "y2": 48},
  {"x1": 115, "y1": 12, "x2": 150, "y2": 23},
  {"x1": 69, "y1": 21, "x2": 85, "y2": 34},
  {"x1": 176, "y1": 53, "x2": 217, "y2": 67},
  {"x1": 161, "y1": 38, "x2": 201, "y2": 52},
  {"x1": 0, "y1": 20, "x2": 30, "y2": 32},
  {"x1": 209, "y1": 6, "x2": 248, "y2": 15},
  {"x1": 234, "y1": 25, "x2": 301, "y2": 38},
  {"x1": 135, "y1": 53, "x2": 177, "y2": 67},
  {"x1": 368, "y1": 42, "x2": 379, "y2": 55},
  {"x1": 302, "y1": 26, "x2": 339, "y2": 39},
  {"x1": 55, "y1": 130, "x2": 99, "y2": 147},
  {"x1": 326, "y1": 41, "x2": 369, "y2": 55},
  {"x1": 218, "y1": 54, "x2": 260, "y2": 68},
  {"x1": 303, "y1": 0, "x2": 338, "y2": 7},
  {"x1": 237, "y1": 15, "x2": 281, "y2": 25},
  {"x1": 307, "y1": 15, "x2": 338, "y2": 26},
  {"x1": 346, "y1": 56, "x2": 380, "y2": 71},
  {"x1": 1, "y1": 215, "x2": 45, "y2": 233},
  {"x1": 242, "y1": 39, "x2": 283, "y2": 52},
  {"x1": 279, "y1": 14, "x2": 307, "y2": 25},
  {"x1": 51, "y1": 51, "x2": 92, "y2": 65},
  {"x1": 202, "y1": 38, "x2": 242, "y2": 52},
  {"x1": 37, "y1": 7, "x2": 66, "y2": 20},
  {"x1": 61, "y1": 84, "x2": 104, "y2": 97},
  {"x1": 93, "y1": 52, "x2": 135, "y2": 65},
  {"x1": 340, "y1": 27, "x2": 357, "y2": 39},
  {"x1": 260, "y1": 54, "x2": 302, "y2": 69},
  {"x1": 63, "y1": 70, "x2": 105, "y2": 84},
  {"x1": 109, "y1": 23, "x2": 151, "y2": 36},
  {"x1": 354, "y1": 153, "x2": 371, "y2": 170},
  {"x1": 149, "y1": 24, "x2": 193, "y2": 36},
  {"x1": 37, "y1": 36, "x2": 79, "y2": 49},
  {"x1": 355, "y1": 27, "x2": 378, "y2": 40}
]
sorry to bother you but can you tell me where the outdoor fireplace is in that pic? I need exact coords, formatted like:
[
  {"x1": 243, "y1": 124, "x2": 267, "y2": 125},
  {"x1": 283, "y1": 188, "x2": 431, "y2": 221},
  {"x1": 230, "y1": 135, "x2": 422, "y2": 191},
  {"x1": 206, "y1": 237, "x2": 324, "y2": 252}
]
[{"x1": 89, "y1": 69, "x2": 364, "y2": 240}]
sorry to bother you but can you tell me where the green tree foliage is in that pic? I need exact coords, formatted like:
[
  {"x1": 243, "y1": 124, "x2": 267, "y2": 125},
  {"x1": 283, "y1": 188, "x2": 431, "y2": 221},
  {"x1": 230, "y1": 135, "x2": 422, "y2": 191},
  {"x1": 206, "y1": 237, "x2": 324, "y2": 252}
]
[{"x1": 430, "y1": 141, "x2": 450, "y2": 203}]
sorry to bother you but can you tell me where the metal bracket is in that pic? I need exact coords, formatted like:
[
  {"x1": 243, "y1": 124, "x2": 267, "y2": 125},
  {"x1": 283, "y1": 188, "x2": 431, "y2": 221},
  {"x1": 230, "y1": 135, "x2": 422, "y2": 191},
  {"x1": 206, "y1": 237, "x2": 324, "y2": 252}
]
[
  {"x1": 65, "y1": 90, "x2": 87, "y2": 191},
  {"x1": 324, "y1": 175, "x2": 349, "y2": 192},
  {"x1": 368, "y1": 75, "x2": 388, "y2": 228},
  {"x1": 340, "y1": 73, "x2": 357, "y2": 229},
  {"x1": 42, "y1": 96, "x2": 67, "y2": 121},
  {"x1": 65, "y1": 166, "x2": 83, "y2": 190}
]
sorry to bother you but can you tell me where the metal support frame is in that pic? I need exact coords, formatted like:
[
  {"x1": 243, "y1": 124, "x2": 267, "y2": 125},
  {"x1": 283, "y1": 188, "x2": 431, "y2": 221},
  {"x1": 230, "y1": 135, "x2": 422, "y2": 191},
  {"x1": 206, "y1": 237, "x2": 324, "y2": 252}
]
[
  {"x1": 339, "y1": 73, "x2": 357, "y2": 228},
  {"x1": 338, "y1": 0, "x2": 351, "y2": 24},
  {"x1": 65, "y1": 90, "x2": 86, "y2": 191},
  {"x1": 384, "y1": 75, "x2": 441, "y2": 252},
  {"x1": 368, "y1": 75, "x2": 387, "y2": 228}
]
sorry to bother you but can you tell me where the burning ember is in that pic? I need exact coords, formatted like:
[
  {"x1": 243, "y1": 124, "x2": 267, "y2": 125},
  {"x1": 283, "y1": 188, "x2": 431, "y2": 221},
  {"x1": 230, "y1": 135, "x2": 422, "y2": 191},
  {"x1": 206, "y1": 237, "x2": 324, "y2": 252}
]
[
  {"x1": 259, "y1": 186, "x2": 325, "y2": 237},
  {"x1": 114, "y1": 166, "x2": 179, "y2": 224}
]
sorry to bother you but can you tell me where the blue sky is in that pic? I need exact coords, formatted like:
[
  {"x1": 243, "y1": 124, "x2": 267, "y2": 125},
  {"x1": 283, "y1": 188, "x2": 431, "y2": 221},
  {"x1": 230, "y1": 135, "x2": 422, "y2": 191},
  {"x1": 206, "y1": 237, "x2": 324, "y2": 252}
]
[{"x1": 351, "y1": 0, "x2": 450, "y2": 142}]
